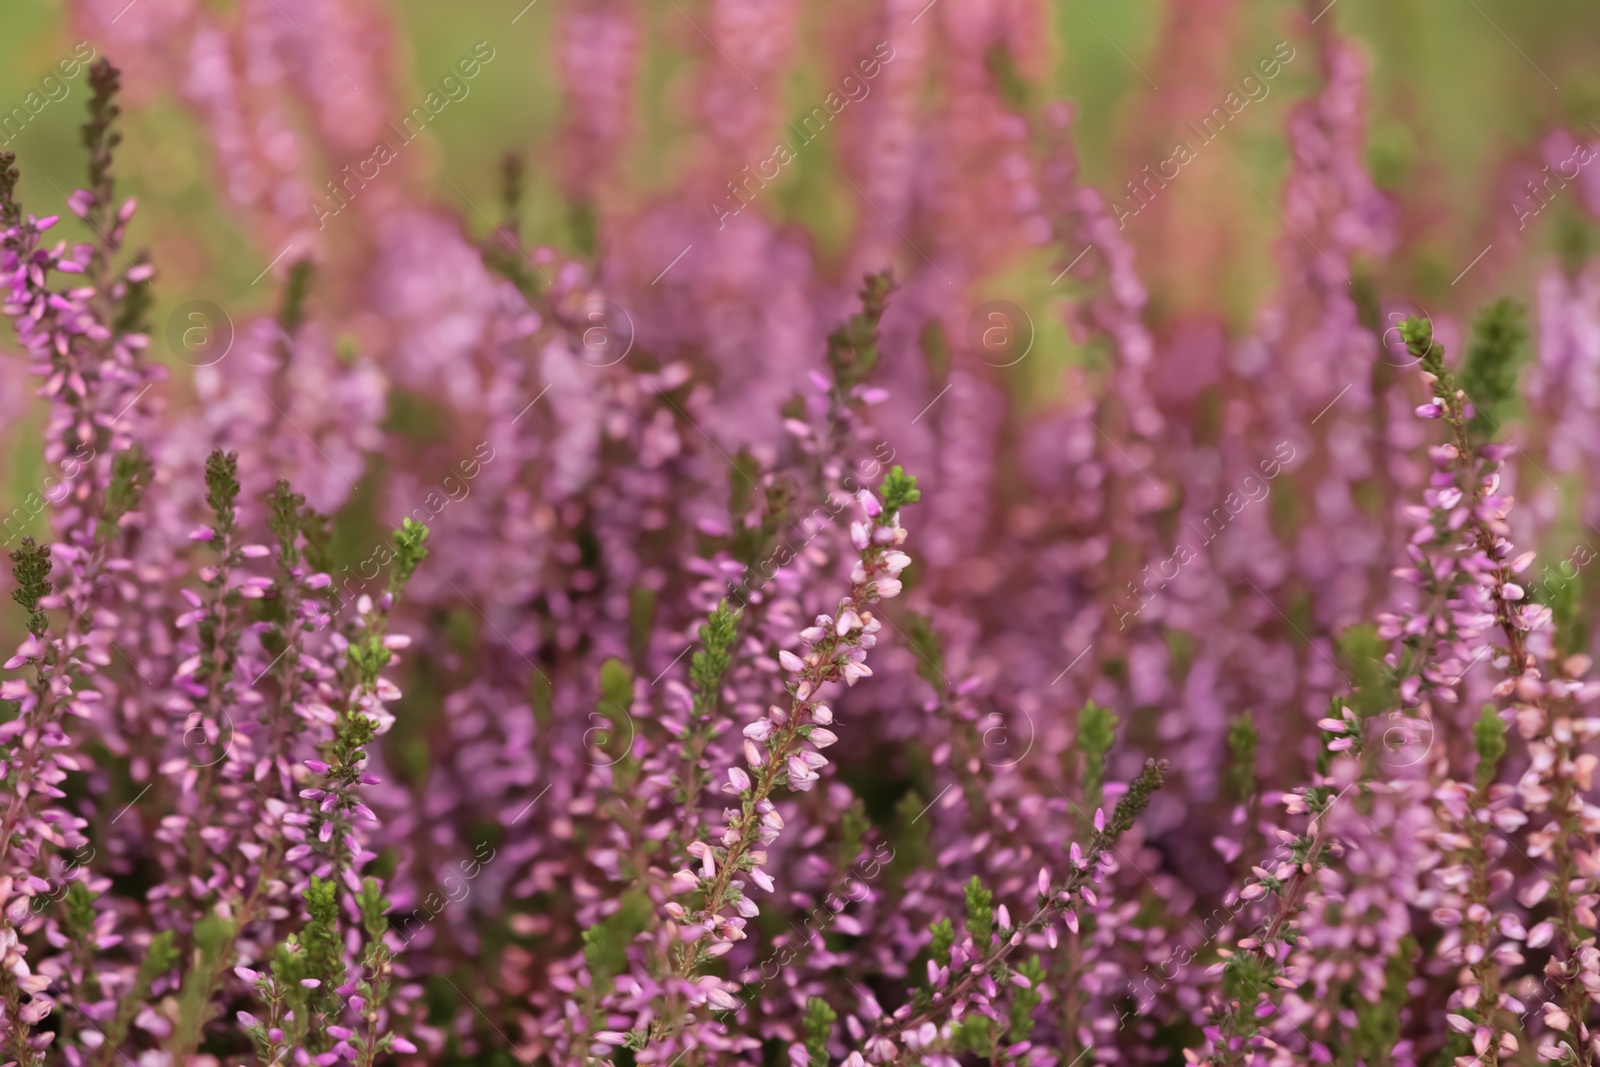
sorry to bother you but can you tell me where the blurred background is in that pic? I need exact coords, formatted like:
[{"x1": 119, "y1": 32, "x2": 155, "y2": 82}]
[{"x1": 1, "y1": 0, "x2": 1597, "y2": 391}]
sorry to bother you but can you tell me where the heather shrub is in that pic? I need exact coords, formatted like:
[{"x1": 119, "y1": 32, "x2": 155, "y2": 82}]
[{"x1": 1, "y1": 4, "x2": 1600, "y2": 1067}]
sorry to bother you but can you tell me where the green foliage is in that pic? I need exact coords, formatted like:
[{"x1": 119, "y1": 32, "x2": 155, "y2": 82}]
[
  {"x1": 174, "y1": 914, "x2": 237, "y2": 1052},
  {"x1": 879, "y1": 465, "x2": 921, "y2": 513},
  {"x1": 103, "y1": 930, "x2": 178, "y2": 1052},
  {"x1": 1220, "y1": 951, "x2": 1278, "y2": 1030},
  {"x1": 581, "y1": 890, "x2": 653, "y2": 995},
  {"x1": 596, "y1": 658, "x2": 635, "y2": 768},
  {"x1": 803, "y1": 997, "x2": 836, "y2": 1067},
  {"x1": 267, "y1": 933, "x2": 322, "y2": 1053},
  {"x1": 0, "y1": 151, "x2": 19, "y2": 230},
  {"x1": 903, "y1": 612, "x2": 946, "y2": 692},
  {"x1": 143, "y1": 929, "x2": 181, "y2": 979},
  {"x1": 1474, "y1": 704, "x2": 1507, "y2": 793},
  {"x1": 1460, "y1": 298, "x2": 1528, "y2": 439},
  {"x1": 689, "y1": 601, "x2": 738, "y2": 718},
  {"x1": 837, "y1": 796, "x2": 870, "y2": 872},
  {"x1": 1165, "y1": 628, "x2": 1196, "y2": 683},
  {"x1": 1398, "y1": 317, "x2": 1445, "y2": 381},
  {"x1": 950, "y1": 1012, "x2": 994, "y2": 1056},
  {"x1": 391, "y1": 517, "x2": 431, "y2": 591},
  {"x1": 628, "y1": 585, "x2": 656, "y2": 665},
  {"x1": 475, "y1": 154, "x2": 544, "y2": 297},
  {"x1": 728, "y1": 446, "x2": 761, "y2": 519},
  {"x1": 1106, "y1": 759, "x2": 1167, "y2": 839},
  {"x1": 1336, "y1": 623, "x2": 1397, "y2": 720},
  {"x1": 278, "y1": 259, "x2": 315, "y2": 333},
  {"x1": 9, "y1": 537, "x2": 52, "y2": 638},
  {"x1": 826, "y1": 270, "x2": 893, "y2": 393},
  {"x1": 1008, "y1": 955, "x2": 1048, "y2": 1043},
  {"x1": 329, "y1": 712, "x2": 378, "y2": 774},
  {"x1": 347, "y1": 636, "x2": 393, "y2": 689},
  {"x1": 300, "y1": 875, "x2": 346, "y2": 1010},
  {"x1": 1226, "y1": 711, "x2": 1259, "y2": 805},
  {"x1": 357, "y1": 876, "x2": 391, "y2": 942},
  {"x1": 1543, "y1": 568, "x2": 1590, "y2": 659},
  {"x1": 530, "y1": 669, "x2": 554, "y2": 731},
  {"x1": 1074, "y1": 701, "x2": 1119, "y2": 807},
  {"x1": 102, "y1": 444, "x2": 152, "y2": 534},
  {"x1": 887, "y1": 789, "x2": 933, "y2": 885},
  {"x1": 599, "y1": 657, "x2": 633, "y2": 714},
  {"x1": 964, "y1": 876, "x2": 994, "y2": 947},
  {"x1": 203, "y1": 449, "x2": 240, "y2": 538},
  {"x1": 108, "y1": 266, "x2": 147, "y2": 324},
  {"x1": 1348, "y1": 937, "x2": 1416, "y2": 1067},
  {"x1": 500, "y1": 152, "x2": 525, "y2": 233},
  {"x1": 919, "y1": 320, "x2": 950, "y2": 387},
  {"x1": 267, "y1": 479, "x2": 308, "y2": 565},
  {"x1": 300, "y1": 505, "x2": 333, "y2": 574},
  {"x1": 985, "y1": 42, "x2": 1031, "y2": 110},
  {"x1": 729, "y1": 478, "x2": 794, "y2": 570},
  {"x1": 568, "y1": 198, "x2": 598, "y2": 260},
  {"x1": 62, "y1": 882, "x2": 98, "y2": 940},
  {"x1": 928, "y1": 917, "x2": 955, "y2": 968},
  {"x1": 82, "y1": 59, "x2": 122, "y2": 212}
]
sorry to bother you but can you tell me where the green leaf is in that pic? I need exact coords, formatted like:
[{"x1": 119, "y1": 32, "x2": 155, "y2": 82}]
[
  {"x1": 581, "y1": 890, "x2": 653, "y2": 994},
  {"x1": 358, "y1": 877, "x2": 392, "y2": 942},
  {"x1": 1460, "y1": 298, "x2": 1528, "y2": 440},
  {"x1": 950, "y1": 1013, "x2": 993, "y2": 1055},
  {"x1": 1226, "y1": 711, "x2": 1258, "y2": 805},
  {"x1": 9, "y1": 537, "x2": 52, "y2": 638},
  {"x1": 879, "y1": 466, "x2": 921, "y2": 513},
  {"x1": 1398, "y1": 317, "x2": 1442, "y2": 378},
  {"x1": 173, "y1": 914, "x2": 237, "y2": 1053},
  {"x1": 689, "y1": 601, "x2": 738, "y2": 716},
  {"x1": 1474, "y1": 704, "x2": 1507, "y2": 793},
  {"x1": 826, "y1": 270, "x2": 894, "y2": 392},
  {"x1": 628, "y1": 586, "x2": 657, "y2": 666},
  {"x1": 1008, "y1": 955, "x2": 1047, "y2": 1043},
  {"x1": 903, "y1": 612, "x2": 946, "y2": 692},
  {"x1": 728, "y1": 446, "x2": 761, "y2": 519},
  {"x1": 204, "y1": 449, "x2": 241, "y2": 537},
  {"x1": 1335, "y1": 623, "x2": 1396, "y2": 720},
  {"x1": 964, "y1": 876, "x2": 994, "y2": 947},
  {"x1": 1074, "y1": 701, "x2": 1118, "y2": 807},
  {"x1": 267, "y1": 480, "x2": 308, "y2": 564},
  {"x1": 102, "y1": 444, "x2": 153, "y2": 532},
  {"x1": 927, "y1": 917, "x2": 955, "y2": 968},
  {"x1": 1350, "y1": 936, "x2": 1416, "y2": 1067},
  {"x1": 278, "y1": 259, "x2": 315, "y2": 333},
  {"x1": 391, "y1": 518, "x2": 431, "y2": 591},
  {"x1": 62, "y1": 882, "x2": 99, "y2": 940},
  {"x1": 803, "y1": 997, "x2": 837, "y2": 1067}
]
